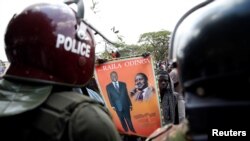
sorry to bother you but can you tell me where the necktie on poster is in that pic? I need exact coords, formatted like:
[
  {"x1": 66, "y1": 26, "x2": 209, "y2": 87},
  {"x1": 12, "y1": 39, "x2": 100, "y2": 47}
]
[
  {"x1": 115, "y1": 83, "x2": 119, "y2": 91},
  {"x1": 138, "y1": 91, "x2": 143, "y2": 100}
]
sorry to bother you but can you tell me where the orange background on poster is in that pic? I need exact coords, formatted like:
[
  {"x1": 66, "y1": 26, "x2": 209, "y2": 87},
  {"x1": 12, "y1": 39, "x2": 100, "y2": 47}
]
[{"x1": 94, "y1": 56, "x2": 162, "y2": 137}]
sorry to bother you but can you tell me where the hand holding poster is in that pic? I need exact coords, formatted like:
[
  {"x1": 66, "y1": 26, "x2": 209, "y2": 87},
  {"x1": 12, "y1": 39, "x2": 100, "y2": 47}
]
[{"x1": 94, "y1": 56, "x2": 162, "y2": 137}]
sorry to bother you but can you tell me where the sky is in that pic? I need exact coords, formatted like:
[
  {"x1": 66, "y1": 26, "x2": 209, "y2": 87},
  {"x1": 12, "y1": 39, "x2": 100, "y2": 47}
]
[{"x1": 0, "y1": 0, "x2": 203, "y2": 61}]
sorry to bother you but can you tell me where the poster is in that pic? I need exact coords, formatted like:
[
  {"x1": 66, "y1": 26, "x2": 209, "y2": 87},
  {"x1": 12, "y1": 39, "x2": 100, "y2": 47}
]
[{"x1": 94, "y1": 56, "x2": 162, "y2": 137}]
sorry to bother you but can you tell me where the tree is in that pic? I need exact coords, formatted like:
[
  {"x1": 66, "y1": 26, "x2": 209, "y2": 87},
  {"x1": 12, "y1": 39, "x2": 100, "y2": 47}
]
[
  {"x1": 98, "y1": 30, "x2": 171, "y2": 61},
  {"x1": 138, "y1": 30, "x2": 171, "y2": 62},
  {"x1": 118, "y1": 44, "x2": 142, "y2": 57}
]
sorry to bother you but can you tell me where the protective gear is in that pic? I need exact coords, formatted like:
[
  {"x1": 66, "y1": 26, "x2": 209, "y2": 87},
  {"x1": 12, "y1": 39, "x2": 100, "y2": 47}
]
[
  {"x1": 4, "y1": 2, "x2": 95, "y2": 87},
  {"x1": 1, "y1": 1, "x2": 122, "y2": 141},
  {"x1": 167, "y1": 0, "x2": 250, "y2": 141},
  {"x1": 170, "y1": 0, "x2": 250, "y2": 97},
  {"x1": 0, "y1": 79, "x2": 52, "y2": 117},
  {"x1": 0, "y1": 86, "x2": 122, "y2": 141}
]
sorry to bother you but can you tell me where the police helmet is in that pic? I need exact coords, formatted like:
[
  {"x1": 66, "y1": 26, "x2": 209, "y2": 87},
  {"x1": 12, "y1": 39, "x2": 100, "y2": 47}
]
[
  {"x1": 4, "y1": 0, "x2": 95, "y2": 87},
  {"x1": 169, "y1": 0, "x2": 250, "y2": 140},
  {"x1": 170, "y1": 0, "x2": 250, "y2": 97}
]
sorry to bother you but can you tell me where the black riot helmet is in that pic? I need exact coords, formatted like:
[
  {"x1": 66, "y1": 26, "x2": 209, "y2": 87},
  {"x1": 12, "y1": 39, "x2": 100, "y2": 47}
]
[
  {"x1": 170, "y1": 0, "x2": 250, "y2": 97},
  {"x1": 169, "y1": 0, "x2": 250, "y2": 140}
]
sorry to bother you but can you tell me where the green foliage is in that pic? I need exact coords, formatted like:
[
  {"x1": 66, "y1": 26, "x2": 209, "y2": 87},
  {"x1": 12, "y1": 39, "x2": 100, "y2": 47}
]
[
  {"x1": 118, "y1": 44, "x2": 141, "y2": 57},
  {"x1": 138, "y1": 30, "x2": 171, "y2": 61},
  {"x1": 99, "y1": 50, "x2": 113, "y2": 60},
  {"x1": 98, "y1": 30, "x2": 171, "y2": 61}
]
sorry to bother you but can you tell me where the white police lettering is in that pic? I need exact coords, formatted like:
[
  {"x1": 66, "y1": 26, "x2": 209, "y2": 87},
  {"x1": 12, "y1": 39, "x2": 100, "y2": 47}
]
[{"x1": 56, "y1": 34, "x2": 91, "y2": 58}]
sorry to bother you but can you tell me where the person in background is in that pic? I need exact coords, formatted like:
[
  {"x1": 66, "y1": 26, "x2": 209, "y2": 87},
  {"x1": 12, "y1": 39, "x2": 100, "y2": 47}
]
[
  {"x1": 72, "y1": 87, "x2": 105, "y2": 105},
  {"x1": 168, "y1": 61, "x2": 185, "y2": 122},
  {"x1": 157, "y1": 70, "x2": 179, "y2": 125},
  {"x1": 169, "y1": 62, "x2": 181, "y2": 93},
  {"x1": 159, "y1": 61, "x2": 167, "y2": 71},
  {"x1": 0, "y1": 60, "x2": 6, "y2": 78},
  {"x1": 111, "y1": 50, "x2": 121, "y2": 59},
  {"x1": 73, "y1": 77, "x2": 106, "y2": 105}
]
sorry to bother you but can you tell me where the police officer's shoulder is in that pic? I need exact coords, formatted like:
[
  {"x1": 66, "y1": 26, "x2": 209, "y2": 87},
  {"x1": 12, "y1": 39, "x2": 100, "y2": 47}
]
[{"x1": 69, "y1": 97, "x2": 122, "y2": 141}]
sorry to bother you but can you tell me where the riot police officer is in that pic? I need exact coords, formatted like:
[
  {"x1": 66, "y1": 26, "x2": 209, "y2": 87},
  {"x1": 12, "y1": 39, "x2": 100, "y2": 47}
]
[
  {"x1": 147, "y1": 0, "x2": 250, "y2": 140},
  {"x1": 0, "y1": 1, "x2": 121, "y2": 141}
]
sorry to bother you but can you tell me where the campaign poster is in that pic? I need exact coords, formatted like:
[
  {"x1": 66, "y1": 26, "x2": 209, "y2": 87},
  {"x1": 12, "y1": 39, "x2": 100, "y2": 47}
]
[{"x1": 94, "y1": 56, "x2": 162, "y2": 137}]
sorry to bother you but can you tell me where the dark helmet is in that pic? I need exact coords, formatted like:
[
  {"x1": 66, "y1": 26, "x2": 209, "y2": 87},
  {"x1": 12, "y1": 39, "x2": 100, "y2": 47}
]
[
  {"x1": 169, "y1": 0, "x2": 250, "y2": 140},
  {"x1": 170, "y1": 0, "x2": 250, "y2": 96},
  {"x1": 4, "y1": 1, "x2": 95, "y2": 87}
]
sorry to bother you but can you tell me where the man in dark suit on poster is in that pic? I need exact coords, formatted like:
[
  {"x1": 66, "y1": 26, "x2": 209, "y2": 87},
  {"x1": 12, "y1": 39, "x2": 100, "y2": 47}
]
[{"x1": 106, "y1": 71, "x2": 136, "y2": 133}]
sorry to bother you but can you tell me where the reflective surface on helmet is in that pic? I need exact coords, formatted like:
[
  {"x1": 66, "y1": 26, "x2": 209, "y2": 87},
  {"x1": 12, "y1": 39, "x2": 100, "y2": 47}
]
[
  {"x1": 4, "y1": 2, "x2": 95, "y2": 87},
  {"x1": 168, "y1": 0, "x2": 214, "y2": 62},
  {"x1": 172, "y1": 0, "x2": 250, "y2": 90}
]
